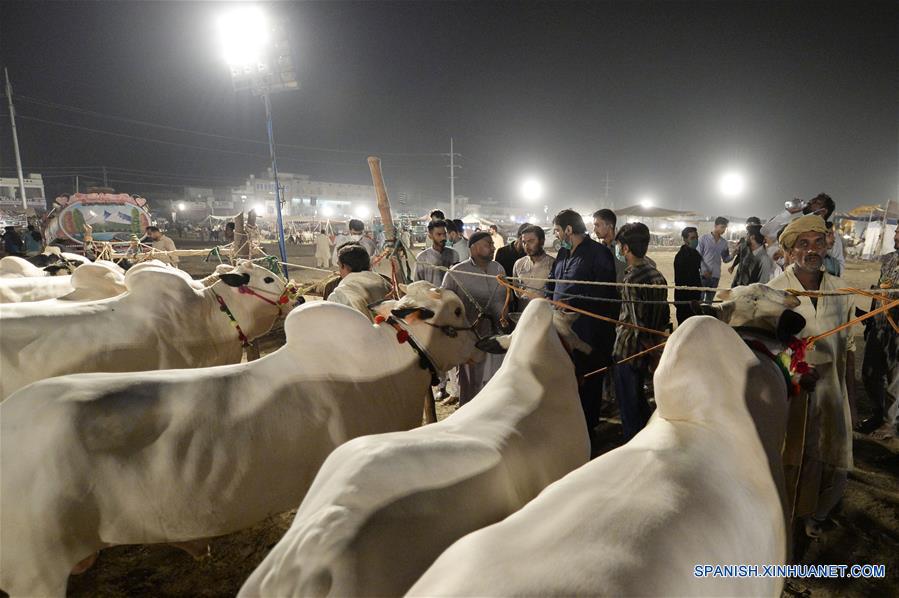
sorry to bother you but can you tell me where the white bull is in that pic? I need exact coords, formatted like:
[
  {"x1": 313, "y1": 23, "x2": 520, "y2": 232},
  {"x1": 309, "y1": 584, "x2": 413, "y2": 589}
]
[
  {"x1": 0, "y1": 256, "x2": 49, "y2": 278},
  {"x1": 239, "y1": 299, "x2": 589, "y2": 598},
  {"x1": 0, "y1": 261, "x2": 285, "y2": 399},
  {"x1": 0, "y1": 260, "x2": 126, "y2": 304},
  {"x1": 0, "y1": 282, "x2": 479, "y2": 598},
  {"x1": 409, "y1": 316, "x2": 787, "y2": 598}
]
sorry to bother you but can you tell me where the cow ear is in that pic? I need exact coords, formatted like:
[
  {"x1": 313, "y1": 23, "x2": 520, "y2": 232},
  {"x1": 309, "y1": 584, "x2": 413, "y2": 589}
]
[
  {"x1": 220, "y1": 273, "x2": 250, "y2": 287},
  {"x1": 391, "y1": 307, "x2": 436, "y2": 321},
  {"x1": 776, "y1": 310, "x2": 806, "y2": 342}
]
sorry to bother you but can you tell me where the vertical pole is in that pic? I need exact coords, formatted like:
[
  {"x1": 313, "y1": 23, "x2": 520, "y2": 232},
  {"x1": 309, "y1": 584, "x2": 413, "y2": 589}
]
[
  {"x1": 262, "y1": 92, "x2": 289, "y2": 279},
  {"x1": 450, "y1": 137, "x2": 455, "y2": 219},
  {"x1": 102, "y1": 165, "x2": 108, "y2": 187},
  {"x1": 75, "y1": 174, "x2": 79, "y2": 194},
  {"x1": 4, "y1": 68, "x2": 28, "y2": 210}
]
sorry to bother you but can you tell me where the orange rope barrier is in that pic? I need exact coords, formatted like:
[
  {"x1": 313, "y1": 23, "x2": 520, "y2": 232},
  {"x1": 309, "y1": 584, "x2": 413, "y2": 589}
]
[
  {"x1": 583, "y1": 341, "x2": 669, "y2": 379},
  {"x1": 804, "y1": 296, "x2": 899, "y2": 348},
  {"x1": 494, "y1": 276, "x2": 670, "y2": 338}
]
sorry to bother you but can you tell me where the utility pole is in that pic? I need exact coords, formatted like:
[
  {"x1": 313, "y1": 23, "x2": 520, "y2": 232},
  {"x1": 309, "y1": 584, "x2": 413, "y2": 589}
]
[
  {"x1": 102, "y1": 165, "x2": 108, "y2": 187},
  {"x1": 75, "y1": 175, "x2": 79, "y2": 194},
  {"x1": 4, "y1": 68, "x2": 28, "y2": 210},
  {"x1": 445, "y1": 138, "x2": 461, "y2": 219}
]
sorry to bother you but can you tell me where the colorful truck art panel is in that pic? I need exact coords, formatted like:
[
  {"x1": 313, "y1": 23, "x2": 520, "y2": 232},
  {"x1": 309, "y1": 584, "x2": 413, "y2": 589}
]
[{"x1": 46, "y1": 193, "x2": 152, "y2": 243}]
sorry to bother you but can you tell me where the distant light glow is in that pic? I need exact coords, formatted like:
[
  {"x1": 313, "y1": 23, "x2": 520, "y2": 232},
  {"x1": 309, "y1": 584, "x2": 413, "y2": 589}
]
[
  {"x1": 354, "y1": 205, "x2": 370, "y2": 218},
  {"x1": 253, "y1": 203, "x2": 265, "y2": 213},
  {"x1": 217, "y1": 7, "x2": 269, "y2": 68},
  {"x1": 718, "y1": 171, "x2": 746, "y2": 198},
  {"x1": 321, "y1": 205, "x2": 335, "y2": 217},
  {"x1": 639, "y1": 197, "x2": 654, "y2": 209},
  {"x1": 674, "y1": 220, "x2": 686, "y2": 229},
  {"x1": 520, "y1": 177, "x2": 545, "y2": 203}
]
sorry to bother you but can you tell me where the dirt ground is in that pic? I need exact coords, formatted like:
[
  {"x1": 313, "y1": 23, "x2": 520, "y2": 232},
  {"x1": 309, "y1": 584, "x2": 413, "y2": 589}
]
[{"x1": 59, "y1": 248, "x2": 897, "y2": 597}]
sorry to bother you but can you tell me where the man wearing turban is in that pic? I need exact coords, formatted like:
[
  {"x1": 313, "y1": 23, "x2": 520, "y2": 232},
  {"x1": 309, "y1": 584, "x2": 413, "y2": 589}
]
[{"x1": 768, "y1": 214, "x2": 857, "y2": 539}]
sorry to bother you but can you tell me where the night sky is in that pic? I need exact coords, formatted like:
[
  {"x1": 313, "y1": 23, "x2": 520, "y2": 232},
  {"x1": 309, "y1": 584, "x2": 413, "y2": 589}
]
[{"x1": 1, "y1": 1, "x2": 896, "y2": 217}]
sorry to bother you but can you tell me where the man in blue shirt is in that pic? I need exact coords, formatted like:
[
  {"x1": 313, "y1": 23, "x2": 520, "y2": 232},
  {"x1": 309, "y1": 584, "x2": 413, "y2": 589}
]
[
  {"x1": 696, "y1": 216, "x2": 734, "y2": 303},
  {"x1": 545, "y1": 209, "x2": 618, "y2": 444}
]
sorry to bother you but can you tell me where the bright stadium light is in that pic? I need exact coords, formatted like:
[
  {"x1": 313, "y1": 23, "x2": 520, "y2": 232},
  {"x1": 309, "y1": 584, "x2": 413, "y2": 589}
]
[
  {"x1": 520, "y1": 177, "x2": 545, "y2": 203},
  {"x1": 217, "y1": 7, "x2": 270, "y2": 69},
  {"x1": 177, "y1": 202, "x2": 186, "y2": 212},
  {"x1": 718, "y1": 171, "x2": 746, "y2": 199},
  {"x1": 253, "y1": 203, "x2": 265, "y2": 214},
  {"x1": 321, "y1": 205, "x2": 334, "y2": 217},
  {"x1": 354, "y1": 205, "x2": 370, "y2": 218},
  {"x1": 639, "y1": 196, "x2": 654, "y2": 209}
]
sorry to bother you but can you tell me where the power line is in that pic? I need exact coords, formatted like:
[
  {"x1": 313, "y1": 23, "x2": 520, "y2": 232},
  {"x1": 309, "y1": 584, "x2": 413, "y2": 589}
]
[
  {"x1": 15, "y1": 94, "x2": 446, "y2": 157},
  {"x1": 9, "y1": 114, "x2": 446, "y2": 170}
]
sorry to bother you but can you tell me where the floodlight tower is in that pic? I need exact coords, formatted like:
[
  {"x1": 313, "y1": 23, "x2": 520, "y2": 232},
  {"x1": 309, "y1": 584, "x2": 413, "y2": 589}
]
[{"x1": 217, "y1": 6, "x2": 298, "y2": 277}]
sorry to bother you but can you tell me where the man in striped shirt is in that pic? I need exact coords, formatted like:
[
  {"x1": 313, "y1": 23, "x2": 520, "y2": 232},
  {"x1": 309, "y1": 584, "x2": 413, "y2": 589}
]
[{"x1": 612, "y1": 222, "x2": 670, "y2": 441}]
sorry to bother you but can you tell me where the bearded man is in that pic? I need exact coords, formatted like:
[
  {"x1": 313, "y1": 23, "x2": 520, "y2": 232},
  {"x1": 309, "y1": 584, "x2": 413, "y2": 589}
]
[{"x1": 767, "y1": 214, "x2": 857, "y2": 539}]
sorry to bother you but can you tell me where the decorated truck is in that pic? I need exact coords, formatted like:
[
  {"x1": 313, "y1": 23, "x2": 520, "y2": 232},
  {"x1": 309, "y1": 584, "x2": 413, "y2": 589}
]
[{"x1": 44, "y1": 193, "x2": 152, "y2": 244}]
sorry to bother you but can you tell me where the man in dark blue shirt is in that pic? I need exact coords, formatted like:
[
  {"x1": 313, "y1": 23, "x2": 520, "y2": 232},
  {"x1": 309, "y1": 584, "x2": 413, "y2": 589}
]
[{"x1": 545, "y1": 209, "x2": 618, "y2": 442}]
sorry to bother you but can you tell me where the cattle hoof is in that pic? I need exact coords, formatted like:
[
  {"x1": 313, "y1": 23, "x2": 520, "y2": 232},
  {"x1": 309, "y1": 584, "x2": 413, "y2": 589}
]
[{"x1": 71, "y1": 551, "x2": 99, "y2": 575}]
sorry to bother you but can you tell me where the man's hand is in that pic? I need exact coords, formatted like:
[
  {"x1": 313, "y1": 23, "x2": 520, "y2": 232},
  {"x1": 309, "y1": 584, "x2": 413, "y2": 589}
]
[{"x1": 798, "y1": 368, "x2": 820, "y2": 393}]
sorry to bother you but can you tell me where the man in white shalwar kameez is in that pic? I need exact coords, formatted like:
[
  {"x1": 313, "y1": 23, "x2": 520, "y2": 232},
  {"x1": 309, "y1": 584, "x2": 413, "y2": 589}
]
[
  {"x1": 328, "y1": 244, "x2": 391, "y2": 322},
  {"x1": 767, "y1": 214, "x2": 856, "y2": 539},
  {"x1": 441, "y1": 231, "x2": 506, "y2": 405},
  {"x1": 315, "y1": 228, "x2": 333, "y2": 269}
]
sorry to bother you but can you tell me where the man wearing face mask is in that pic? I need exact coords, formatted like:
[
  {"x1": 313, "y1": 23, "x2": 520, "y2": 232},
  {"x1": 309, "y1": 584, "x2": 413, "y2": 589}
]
[
  {"x1": 768, "y1": 214, "x2": 857, "y2": 539},
  {"x1": 674, "y1": 226, "x2": 702, "y2": 324},
  {"x1": 545, "y1": 209, "x2": 618, "y2": 446}
]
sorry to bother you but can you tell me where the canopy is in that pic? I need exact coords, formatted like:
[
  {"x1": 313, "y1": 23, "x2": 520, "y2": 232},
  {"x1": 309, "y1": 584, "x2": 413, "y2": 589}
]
[{"x1": 614, "y1": 204, "x2": 698, "y2": 218}]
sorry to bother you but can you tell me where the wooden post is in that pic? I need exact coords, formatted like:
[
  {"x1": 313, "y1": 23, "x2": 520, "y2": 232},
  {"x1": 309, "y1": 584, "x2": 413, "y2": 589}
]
[
  {"x1": 233, "y1": 212, "x2": 249, "y2": 261},
  {"x1": 367, "y1": 156, "x2": 408, "y2": 285}
]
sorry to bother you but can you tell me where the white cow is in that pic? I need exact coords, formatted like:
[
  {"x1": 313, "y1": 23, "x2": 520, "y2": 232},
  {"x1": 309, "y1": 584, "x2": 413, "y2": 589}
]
[
  {"x1": 0, "y1": 260, "x2": 126, "y2": 304},
  {"x1": 0, "y1": 256, "x2": 48, "y2": 278},
  {"x1": 0, "y1": 282, "x2": 479, "y2": 598},
  {"x1": 409, "y1": 316, "x2": 787, "y2": 598},
  {"x1": 0, "y1": 260, "x2": 285, "y2": 399},
  {"x1": 240, "y1": 299, "x2": 589, "y2": 598}
]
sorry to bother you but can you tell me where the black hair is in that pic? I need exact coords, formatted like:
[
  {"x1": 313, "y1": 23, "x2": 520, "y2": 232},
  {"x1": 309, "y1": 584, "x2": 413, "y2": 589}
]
[
  {"x1": 337, "y1": 243, "x2": 370, "y2": 272},
  {"x1": 348, "y1": 219, "x2": 364, "y2": 232},
  {"x1": 714, "y1": 217, "x2": 729, "y2": 226},
  {"x1": 746, "y1": 216, "x2": 761, "y2": 226},
  {"x1": 427, "y1": 219, "x2": 448, "y2": 232},
  {"x1": 681, "y1": 226, "x2": 698, "y2": 241},
  {"x1": 592, "y1": 208, "x2": 617, "y2": 228},
  {"x1": 444, "y1": 220, "x2": 458, "y2": 233},
  {"x1": 748, "y1": 231, "x2": 766, "y2": 246},
  {"x1": 615, "y1": 222, "x2": 650, "y2": 258},
  {"x1": 516, "y1": 222, "x2": 531, "y2": 237},
  {"x1": 429, "y1": 209, "x2": 445, "y2": 220},
  {"x1": 145, "y1": 226, "x2": 160, "y2": 233},
  {"x1": 452, "y1": 219, "x2": 466, "y2": 234},
  {"x1": 825, "y1": 221, "x2": 834, "y2": 230},
  {"x1": 489, "y1": 224, "x2": 498, "y2": 231},
  {"x1": 808, "y1": 193, "x2": 836, "y2": 220},
  {"x1": 553, "y1": 209, "x2": 587, "y2": 235},
  {"x1": 520, "y1": 224, "x2": 545, "y2": 242}
]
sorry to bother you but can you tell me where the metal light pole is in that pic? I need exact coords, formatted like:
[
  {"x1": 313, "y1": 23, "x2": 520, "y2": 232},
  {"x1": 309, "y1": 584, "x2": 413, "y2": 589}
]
[
  {"x1": 263, "y1": 92, "x2": 288, "y2": 276},
  {"x1": 4, "y1": 68, "x2": 28, "y2": 210},
  {"x1": 217, "y1": 6, "x2": 297, "y2": 278}
]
